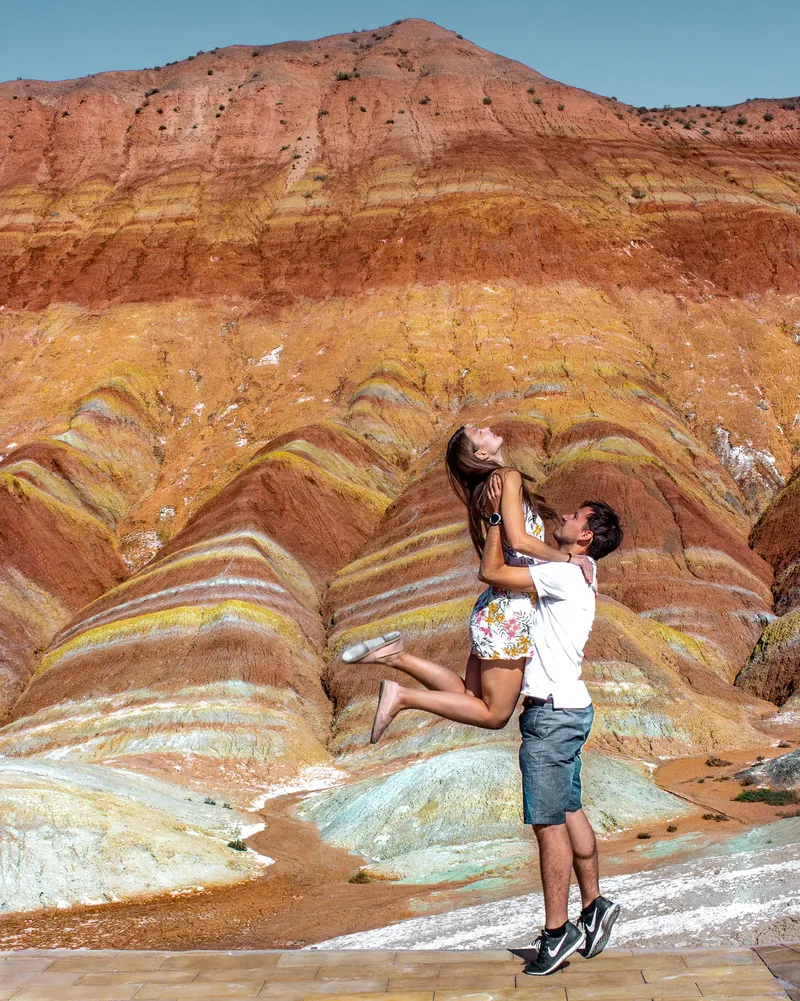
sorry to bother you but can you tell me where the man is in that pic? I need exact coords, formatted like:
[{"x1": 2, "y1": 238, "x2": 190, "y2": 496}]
[{"x1": 478, "y1": 475, "x2": 623, "y2": 976}]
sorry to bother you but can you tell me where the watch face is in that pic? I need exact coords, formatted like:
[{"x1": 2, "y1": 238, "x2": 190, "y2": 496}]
[{"x1": 489, "y1": 513, "x2": 502, "y2": 525}]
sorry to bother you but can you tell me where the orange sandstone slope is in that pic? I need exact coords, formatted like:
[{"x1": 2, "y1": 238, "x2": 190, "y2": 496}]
[{"x1": 0, "y1": 19, "x2": 800, "y2": 923}]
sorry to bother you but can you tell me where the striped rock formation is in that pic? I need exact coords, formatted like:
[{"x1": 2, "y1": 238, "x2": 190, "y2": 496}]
[{"x1": 1, "y1": 19, "x2": 800, "y2": 921}]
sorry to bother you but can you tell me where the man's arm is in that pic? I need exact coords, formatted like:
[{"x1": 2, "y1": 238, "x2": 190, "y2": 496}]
[
  {"x1": 478, "y1": 524, "x2": 537, "y2": 591},
  {"x1": 477, "y1": 472, "x2": 538, "y2": 592}
]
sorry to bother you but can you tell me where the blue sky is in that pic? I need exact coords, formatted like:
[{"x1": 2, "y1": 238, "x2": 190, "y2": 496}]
[{"x1": 3, "y1": 0, "x2": 798, "y2": 108}]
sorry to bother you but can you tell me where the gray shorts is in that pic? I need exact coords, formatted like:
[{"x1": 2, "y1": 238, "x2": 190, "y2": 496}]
[{"x1": 519, "y1": 699, "x2": 594, "y2": 826}]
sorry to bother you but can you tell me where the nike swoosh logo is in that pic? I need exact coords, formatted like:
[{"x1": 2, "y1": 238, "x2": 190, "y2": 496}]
[
  {"x1": 547, "y1": 932, "x2": 568, "y2": 957},
  {"x1": 585, "y1": 911, "x2": 599, "y2": 933}
]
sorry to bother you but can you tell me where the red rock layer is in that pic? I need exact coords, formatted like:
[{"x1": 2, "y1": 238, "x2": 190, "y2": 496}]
[{"x1": 1, "y1": 20, "x2": 800, "y2": 311}]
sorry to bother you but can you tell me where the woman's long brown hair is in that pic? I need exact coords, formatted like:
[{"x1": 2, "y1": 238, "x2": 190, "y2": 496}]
[{"x1": 445, "y1": 426, "x2": 556, "y2": 556}]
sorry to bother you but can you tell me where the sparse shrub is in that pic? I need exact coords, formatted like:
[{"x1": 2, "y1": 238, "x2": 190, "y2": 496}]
[
  {"x1": 135, "y1": 107, "x2": 142, "y2": 114},
  {"x1": 227, "y1": 839, "x2": 248, "y2": 852},
  {"x1": 734, "y1": 788, "x2": 798, "y2": 805},
  {"x1": 61, "y1": 111, "x2": 69, "y2": 117},
  {"x1": 385, "y1": 118, "x2": 394, "y2": 124},
  {"x1": 303, "y1": 192, "x2": 313, "y2": 199},
  {"x1": 159, "y1": 124, "x2": 167, "y2": 130},
  {"x1": 173, "y1": 106, "x2": 178, "y2": 111},
  {"x1": 611, "y1": 95, "x2": 617, "y2": 101},
  {"x1": 631, "y1": 190, "x2": 647, "y2": 199},
  {"x1": 557, "y1": 103, "x2": 565, "y2": 111},
  {"x1": 157, "y1": 108, "x2": 163, "y2": 114},
  {"x1": 317, "y1": 109, "x2": 329, "y2": 117},
  {"x1": 419, "y1": 96, "x2": 430, "y2": 105},
  {"x1": 533, "y1": 97, "x2": 542, "y2": 105},
  {"x1": 218, "y1": 105, "x2": 225, "y2": 111},
  {"x1": 313, "y1": 174, "x2": 326, "y2": 180},
  {"x1": 527, "y1": 87, "x2": 536, "y2": 94},
  {"x1": 204, "y1": 797, "x2": 216, "y2": 805},
  {"x1": 349, "y1": 95, "x2": 357, "y2": 102},
  {"x1": 764, "y1": 112, "x2": 774, "y2": 121},
  {"x1": 663, "y1": 119, "x2": 670, "y2": 125},
  {"x1": 215, "y1": 113, "x2": 221, "y2": 118},
  {"x1": 483, "y1": 96, "x2": 492, "y2": 105},
  {"x1": 636, "y1": 832, "x2": 652, "y2": 839},
  {"x1": 780, "y1": 103, "x2": 796, "y2": 111},
  {"x1": 736, "y1": 115, "x2": 748, "y2": 125},
  {"x1": 208, "y1": 70, "x2": 213, "y2": 75},
  {"x1": 335, "y1": 71, "x2": 353, "y2": 81},
  {"x1": 360, "y1": 106, "x2": 367, "y2": 112},
  {"x1": 667, "y1": 824, "x2": 678, "y2": 832},
  {"x1": 222, "y1": 803, "x2": 232, "y2": 809},
  {"x1": 616, "y1": 113, "x2": 624, "y2": 120},
  {"x1": 292, "y1": 153, "x2": 301, "y2": 159},
  {"x1": 702, "y1": 813, "x2": 730, "y2": 821},
  {"x1": 683, "y1": 122, "x2": 692, "y2": 129},
  {"x1": 349, "y1": 871, "x2": 372, "y2": 883},
  {"x1": 456, "y1": 34, "x2": 463, "y2": 39},
  {"x1": 706, "y1": 756, "x2": 731, "y2": 767},
  {"x1": 279, "y1": 119, "x2": 287, "y2": 124}
]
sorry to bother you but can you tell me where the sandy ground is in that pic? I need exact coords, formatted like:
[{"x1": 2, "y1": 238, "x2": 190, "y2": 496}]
[{"x1": 0, "y1": 733, "x2": 796, "y2": 951}]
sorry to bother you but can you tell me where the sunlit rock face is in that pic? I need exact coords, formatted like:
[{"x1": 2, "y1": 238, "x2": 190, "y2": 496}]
[
  {"x1": 0, "y1": 366, "x2": 165, "y2": 719},
  {"x1": 0, "y1": 18, "x2": 799, "y2": 916},
  {"x1": 736, "y1": 468, "x2": 800, "y2": 706}
]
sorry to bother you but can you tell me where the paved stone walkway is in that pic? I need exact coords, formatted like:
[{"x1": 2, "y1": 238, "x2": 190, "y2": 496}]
[
  {"x1": 0, "y1": 947, "x2": 790, "y2": 1000},
  {"x1": 755, "y1": 945, "x2": 800, "y2": 1001}
]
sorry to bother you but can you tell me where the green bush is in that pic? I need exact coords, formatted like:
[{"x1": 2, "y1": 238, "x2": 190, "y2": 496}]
[
  {"x1": 631, "y1": 190, "x2": 647, "y2": 198},
  {"x1": 360, "y1": 106, "x2": 367, "y2": 112},
  {"x1": 385, "y1": 118, "x2": 394, "y2": 124},
  {"x1": 158, "y1": 124, "x2": 167, "y2": 130},
  {"x1": 279, "y1": 119, "x2": 287, "y2": 124},
  {"x1": 335, "y1": 71, "x2": 353, "y2": 81},
  {"x1": 349, "y1": 871, "x2": 372, "y2": 883},
  {"x1": 145, "y1": 88, "x2": 160, "y2": 97},
  {"x1": 527, "y1": 87, "x2": 536, "y2": 94},
  {"x1": 533, "y1": 97, "x2": 542, "y2": 105},
  {"x1": 764, "y1": 112, "x2": 774, "y2": 121},
  {"x1": 557, "y1": 104, "x2": 564, "y2": 110},
  {"x1": 227, "y1": 839, "x2": 248, "y2": 852},
  {"x1": 736, "y1": 115, "x2": 748, "y2": 125},
  {"x1": 318, "y1": 109, "x2": 329, "y2": 117},
  {"x1": 207, "y1": 70, "x2": 213, "y2": 76},
  {"x1": 483, "y1": 97, "x2": 492, "y2": 105},
  {"x1": 734, "y1": 788, "x2": 798, "y2": 805},
  {"x1": 349, "y1": 95, "x2": 357, "y2": 102},
  {"x1": 636, "y1": 832, "x2": 652, "y2": 839}
]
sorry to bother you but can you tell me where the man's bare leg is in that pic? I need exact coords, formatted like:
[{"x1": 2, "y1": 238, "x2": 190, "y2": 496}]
[
  {"x1": 533, "y1": 823, "x2": 573, "y2": 928},
  {"x1": 565, "y1": 809, "x2": 599, "y2": 909}
]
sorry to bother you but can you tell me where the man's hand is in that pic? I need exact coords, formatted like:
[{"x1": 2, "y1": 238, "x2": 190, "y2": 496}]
[
  {"x1": 486, "y1": 471, "x2": 502, "y2": 515},
  {"x1": 573, "y1": 554, "x2": 596, "y2": 588}
]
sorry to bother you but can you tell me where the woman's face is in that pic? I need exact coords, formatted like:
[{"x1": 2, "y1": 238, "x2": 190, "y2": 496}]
[{"x1": 463, "y1": 425, "x2": 503, "y2": 460}]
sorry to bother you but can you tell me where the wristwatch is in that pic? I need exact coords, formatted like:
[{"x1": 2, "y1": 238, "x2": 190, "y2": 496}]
[{"x1": 487, "y1": 512, "x2": 502, "y2": 526}]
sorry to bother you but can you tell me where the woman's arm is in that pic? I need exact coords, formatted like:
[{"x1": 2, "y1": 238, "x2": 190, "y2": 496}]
[{"x1": 498, "y1": 469, "x2": 571, "y2": 563}]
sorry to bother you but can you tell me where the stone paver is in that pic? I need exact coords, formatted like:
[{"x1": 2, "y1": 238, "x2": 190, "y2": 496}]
[{"x1": 0, "y1": 947, "x2": 793, "y2": 1001}]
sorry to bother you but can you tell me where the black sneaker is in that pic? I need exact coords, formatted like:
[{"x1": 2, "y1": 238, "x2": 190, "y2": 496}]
[
  {"x1": 523, "y1": 921, "x2": 586, "y2": 975},
  {"x1": 578, "y1": 895, "x2": 620, "y2": 959}
]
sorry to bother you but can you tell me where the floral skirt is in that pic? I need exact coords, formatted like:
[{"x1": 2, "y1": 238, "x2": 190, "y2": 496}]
[{"x1": 469, "y1": 586, "x2": 536, "y2": 661}]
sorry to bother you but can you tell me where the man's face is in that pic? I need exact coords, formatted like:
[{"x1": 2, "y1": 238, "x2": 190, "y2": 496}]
[{"x1": 553, "y1": 505, "x2": 595, "y2": 549}]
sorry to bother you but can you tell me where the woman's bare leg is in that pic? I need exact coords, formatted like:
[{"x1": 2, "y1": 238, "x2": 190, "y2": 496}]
[
  {"x1": 360, "y1": 639, "x2": 474, "y2": 695},
  {"x1": 391, "y1": 658, "x2": 525, "y2": 729}
]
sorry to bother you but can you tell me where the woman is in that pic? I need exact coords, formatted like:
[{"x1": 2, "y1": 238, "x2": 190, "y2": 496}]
[{"x1": 341, "y1": 424, "x2": 593, "y2": 742}]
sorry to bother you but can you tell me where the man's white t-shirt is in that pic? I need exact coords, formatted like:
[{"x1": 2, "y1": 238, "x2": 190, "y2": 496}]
[{"x1": 521, "y1": 560, "x2": 596, "y2": 709}]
